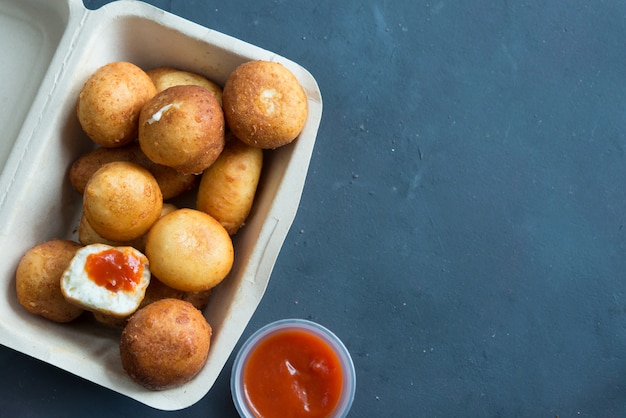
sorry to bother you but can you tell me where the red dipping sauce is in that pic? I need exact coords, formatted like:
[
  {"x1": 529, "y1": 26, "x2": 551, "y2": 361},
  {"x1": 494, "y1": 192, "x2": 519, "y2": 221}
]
[
  {"x1": 232, "y1": 319, "x2": 356, "y2": 418},
  {"x1": 85, "y1": 248, "x2": 143, "y2": 292},
  {"x1": 243, "y1": 329, "x2": 343, "y2": 418}
]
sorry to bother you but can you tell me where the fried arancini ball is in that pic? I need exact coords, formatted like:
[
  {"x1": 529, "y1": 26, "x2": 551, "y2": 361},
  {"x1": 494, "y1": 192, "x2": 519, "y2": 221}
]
[
  {"x1": 70, "y1": 144, "x2": 197, "y2": 200},
  {"x1": 83, "y1": 161, "x2": 163, "y2": 242},
  {"x1": 77, "y1": 62, "x2": 157, "y2": 148},
  {"x1": 196, "y1": 134, "x2": 263, "y2": 235},
  {"x1": 145, "y1": 208, "x2": 234, "y2": 292},
  {"x1": 138, "y1": 85, "x2": 225, "y2": 175},
  {"x1": 15, "y1": 239, "x2": 84, "y2": 323},
  {"x1": 222, "y1": 60, "x2": 308, "y2": 149},
  {"x1": 120, "y1": 298, "x2": 212, "y2": 390},
  {"x1": 146, "y1": 66, "x2": 223, "y2": 105}
]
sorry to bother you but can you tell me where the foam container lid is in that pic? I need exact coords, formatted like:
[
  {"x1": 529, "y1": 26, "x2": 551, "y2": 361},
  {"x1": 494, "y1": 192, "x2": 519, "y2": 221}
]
[{"x1": 0, "y1": 0, "x2": 322, "y2": 410}]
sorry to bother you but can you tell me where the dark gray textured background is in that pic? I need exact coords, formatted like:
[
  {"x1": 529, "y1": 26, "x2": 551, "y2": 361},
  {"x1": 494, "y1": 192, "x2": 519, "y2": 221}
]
[{"x1": 3, "y1": 1, "x2": 626, "y2": 416}]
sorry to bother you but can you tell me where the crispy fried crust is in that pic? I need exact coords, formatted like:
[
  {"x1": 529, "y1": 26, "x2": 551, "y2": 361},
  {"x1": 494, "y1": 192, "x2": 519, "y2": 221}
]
[
  {"x1": 138, "y1": 85, "x2": 225, "y2": 175},
  {"x1": 145, "y1": 208, "x2": 234, "y2": 292},
  {"x1": 196, "y1": 133, "x2": 263, "y2": 235},
  {"x1": 222, "y1": 60, "x2": 308, "y2": 149},
  {"x1": 120, "y1": 298, "x2": 212, "y2": 390},
  {"x1": 82, "y1": 161, "x2": 163, "y2": 242},
  {"x1": 77, "y1": 62, "x2": 157, "y2": 148},
  {"x1": 15, "y1": 239, "x2": 84, "y2": 323}
]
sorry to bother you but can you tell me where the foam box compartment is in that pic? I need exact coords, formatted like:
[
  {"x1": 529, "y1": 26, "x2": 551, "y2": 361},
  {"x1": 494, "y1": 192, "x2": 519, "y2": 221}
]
[{"x1": 0, "y1": 0, "x2": 322, "y2": 410}]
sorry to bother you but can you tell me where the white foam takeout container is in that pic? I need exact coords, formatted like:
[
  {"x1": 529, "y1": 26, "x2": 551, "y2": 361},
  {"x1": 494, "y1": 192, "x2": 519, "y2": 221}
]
[{"x1": 0, "y1": 0, "x2": 322, "y2": 411}]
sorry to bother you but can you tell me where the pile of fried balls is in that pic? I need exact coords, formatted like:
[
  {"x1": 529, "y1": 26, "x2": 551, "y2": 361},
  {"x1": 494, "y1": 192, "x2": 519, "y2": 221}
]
[{"x1": 14, "y1": 60, "x2": 308, "y2": 390}]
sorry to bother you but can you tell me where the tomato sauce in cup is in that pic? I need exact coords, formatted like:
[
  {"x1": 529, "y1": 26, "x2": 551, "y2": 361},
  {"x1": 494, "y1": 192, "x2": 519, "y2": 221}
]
[{"x1": 231, "y1": 319, "x2": 356, "y2": 418}]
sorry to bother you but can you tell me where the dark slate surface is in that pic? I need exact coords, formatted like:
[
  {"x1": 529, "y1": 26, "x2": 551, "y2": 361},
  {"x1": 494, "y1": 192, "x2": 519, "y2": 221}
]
[{"x1": 3, "y1": 0, "x2": 626, "y2": 416}]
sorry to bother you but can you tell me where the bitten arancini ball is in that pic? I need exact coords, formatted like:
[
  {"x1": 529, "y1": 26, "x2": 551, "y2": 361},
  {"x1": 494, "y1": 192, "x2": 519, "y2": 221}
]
[
  {"x1": 60, "y1": 244, "x2": 151, "y2": 318},
  {"x1": 15, "y1": 239, "x2": 84, "y2": 323},
  {"x1": 77, "y1": 62, "x2": 157, "y2": 148},
  {"x1": 83, "y1": 161, "x2": 163, "y2": 243},
  {"x1": 222, "y1": 60, "x2": 308, "y2": 149},
  {"x1": 145, "y1": 208, "x2": 234, "y2": 292},
  {"x1": 120, "y1": 298, "x2": 212, "y2": 390},
  {"x1": 138, "y1": 85, "x2": 225, "y2": 175},
  {"x1": 146, "y1": 66, "x2": 223, "y2": 105}
]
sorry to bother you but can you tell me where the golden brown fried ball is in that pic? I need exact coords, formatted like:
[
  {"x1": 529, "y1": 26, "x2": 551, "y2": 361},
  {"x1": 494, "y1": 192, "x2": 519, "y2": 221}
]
[
  {"x1": 222, "y1": 60, "x2": 308, "y2": 149},
  {"x1": 15, "y1": 239, "x2": 84, "y2": 323},
  {"x1": 120, "y1": 298, "x2": 212, "y2": 390},
  {"x1": 146, "y1": 66, "x2": 223, "y2": 105},
  {"x1": 83, "y1": 161, "x2": 163, "y2": 242},
  {"x1": 196, "y1": 134, "x2": 263, "y2": 235},
  {"x1": 70, "y1": 144, "x2": 197, "y2": 200},
  {"x1": 138, "y1": 85, "x2": 225, "y2": 174},
  {"x1": 77, "y1": 62, "x2": 157, "y2": 148},
  {"x1": 145, "y1": 208, "x2": 234, "y2": 292}
]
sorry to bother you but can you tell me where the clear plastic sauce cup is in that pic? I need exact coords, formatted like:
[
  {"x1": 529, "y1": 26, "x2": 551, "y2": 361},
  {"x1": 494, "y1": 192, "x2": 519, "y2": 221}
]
[{"x1": 231, "y1": 319, "x2": 356, "y2": 418}]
